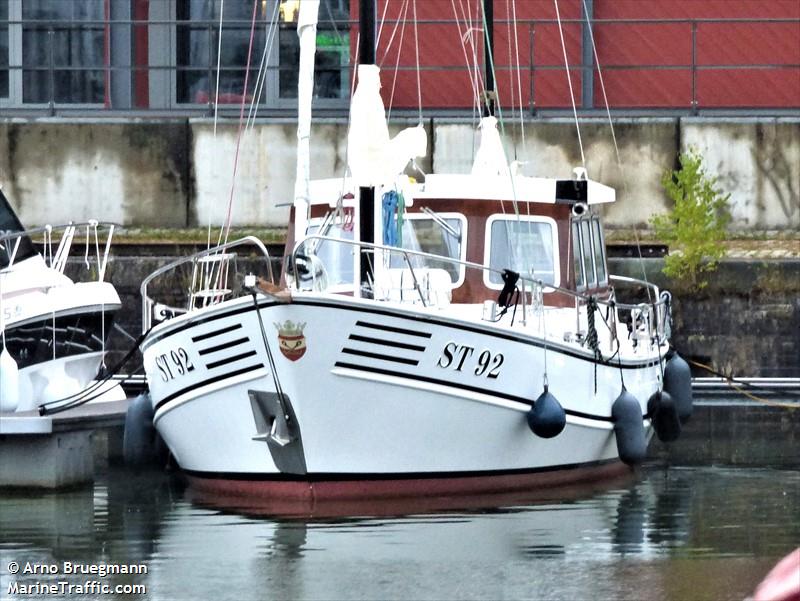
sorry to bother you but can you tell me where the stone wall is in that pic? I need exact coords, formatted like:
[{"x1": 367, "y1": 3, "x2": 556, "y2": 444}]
[
  {"x1": 608, "y1": 258, "x2": 800, "y2": 378},
  {"x1": 1, "y1": 117, "x2": 797, "y2": 230}
]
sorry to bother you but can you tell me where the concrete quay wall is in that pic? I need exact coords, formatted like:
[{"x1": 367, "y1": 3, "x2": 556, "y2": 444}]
[{"x1": 1, "y1": 117, "x2": 797, "y2": 230}]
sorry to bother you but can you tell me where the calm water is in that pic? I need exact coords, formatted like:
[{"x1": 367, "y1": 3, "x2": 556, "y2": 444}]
[{"x1": 1, "y1": 466, "x2": 798, "y2": 601}]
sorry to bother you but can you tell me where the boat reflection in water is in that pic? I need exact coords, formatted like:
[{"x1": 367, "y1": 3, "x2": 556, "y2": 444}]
[{"x1": 2, "y1": 467, "x2": 797, "y2": 601}]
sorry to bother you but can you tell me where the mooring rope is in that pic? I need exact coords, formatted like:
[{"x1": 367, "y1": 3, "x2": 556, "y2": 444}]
[
  {"x1": 585, "y1": 296, "x2": 603, "y2": 392},
  {"x1": 687, "y1": 358, "x2": 799, "y2": 409}
]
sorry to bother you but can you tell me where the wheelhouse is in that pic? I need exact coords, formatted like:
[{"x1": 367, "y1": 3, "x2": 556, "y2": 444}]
[{"x1": 285, "y1": 173, "x2": 613, "y2": 308}]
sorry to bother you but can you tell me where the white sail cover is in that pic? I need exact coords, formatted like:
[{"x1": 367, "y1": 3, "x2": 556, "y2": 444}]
[
  {"x1": 347, "y1": 64, "x2": 426, "y2": 186},
  {"x1": 471, "y1": 116, "x2": 510, "y2": 177}
]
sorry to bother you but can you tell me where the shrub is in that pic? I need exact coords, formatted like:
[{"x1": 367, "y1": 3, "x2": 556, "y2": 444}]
[{"x1": 651, "y1": 148, "x2": 731, "y2": 288}]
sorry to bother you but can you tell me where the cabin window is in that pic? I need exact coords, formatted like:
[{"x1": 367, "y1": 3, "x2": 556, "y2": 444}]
[
  {"x1": 484, "y1": 216, "x2": 558, "y2": 289},
  {"x1": 580, "y1": 220, "x2": 595, "y2": 287},
  {"x1": 305, "y1": 219, "x2": 354, "y2": 287},
  {"x1": 592, "y1": 219, "x2": 607, "y2": 284},
  {"x1": 572, "y1": 215, "x2": 608, "y2": 290},
  {"x1": 571, "y1": 222, "x2": 584, "y2": 289},
  {"x1": 391, "y1": 213, "x2": 467, "y2": 286}
]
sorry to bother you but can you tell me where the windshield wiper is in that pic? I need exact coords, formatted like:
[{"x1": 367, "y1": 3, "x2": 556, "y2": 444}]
[{"x1": 421, "y1": 207, "x2": 461, "y2": 242}]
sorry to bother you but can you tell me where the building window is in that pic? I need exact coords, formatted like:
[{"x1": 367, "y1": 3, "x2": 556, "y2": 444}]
[
  {"x1": 174, "y1": 0, "x2": 350, "y2": 107},
  {"x1": 175, "y1": 0, "x2": 272, "y2": 105},
  {"x1": 485, "y1": 216, "x2": 559, "y2": 288},
  {"x1": 0, "y1": 1, "x2": 8, "y2": 99},
  {"x1": 22, "y1": 0, "x2": 107, "y2": 104},
  {"x1": 278, "y1": 0, "x2": 350, "y2": 100}
]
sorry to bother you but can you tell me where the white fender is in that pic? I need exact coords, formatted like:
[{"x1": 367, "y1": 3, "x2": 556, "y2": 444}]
[{"x1": 0, "y1": 348, "x2": 19, "y2": 412}]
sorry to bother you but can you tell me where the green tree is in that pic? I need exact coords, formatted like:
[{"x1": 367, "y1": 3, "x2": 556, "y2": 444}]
[{"x1": 651, "y1": 148, "x2": 731, "y2": 288}]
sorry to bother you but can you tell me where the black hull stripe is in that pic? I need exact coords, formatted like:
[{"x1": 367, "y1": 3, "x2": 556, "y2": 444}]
[
  {"x1": 192, "y1": 323, "x2": 243, "y2": 343},
  {"x1": 206, "y1": 350, "x2": 258, "y2": 370},
  {"x1": 145, "y1": 302, "x2": 274, "y2": 349},
  {"x1": 153, "y1": 363, "x2": 265, "y2": 414},
  {"x1": 355, "y1": 320, "x2": 432, "y2": 338},
  {"x1": 341, "y1": 348, "x2": 419, "y2": 366},
  {"x1": 348, "y1": 334, "x2": 426, "y2": 352},
  {"x1": 183, "y1": 458, "x2": 619, "y2": 482},
  {"x1": 302, "y1": 300, "x2": 662, "y2": 370},
  {"x1": 198, "y1": 336, "x2": 250, "y2": 356},
  {"x1": 334, "y1": 361, "x2": 617, "y2": 422}
]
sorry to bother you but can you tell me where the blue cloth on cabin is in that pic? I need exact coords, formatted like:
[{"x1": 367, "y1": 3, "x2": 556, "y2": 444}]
[{"x1": 382, "y1": 190, "x2": 400, "y2": 246}]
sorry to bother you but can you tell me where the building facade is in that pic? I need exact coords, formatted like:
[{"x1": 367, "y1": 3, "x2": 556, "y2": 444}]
[{"x1": 1, "y1": 0, "x2": 798, "y2": 115}]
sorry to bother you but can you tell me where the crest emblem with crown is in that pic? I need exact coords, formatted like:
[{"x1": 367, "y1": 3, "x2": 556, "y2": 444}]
[{"x1": 274, "y1": 320, "x2": 307, "y2": 361}]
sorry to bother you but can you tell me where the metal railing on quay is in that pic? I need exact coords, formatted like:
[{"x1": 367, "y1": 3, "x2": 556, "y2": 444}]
[{"x1": 1, "y1": 16, "x2": 797, "y2": 116}]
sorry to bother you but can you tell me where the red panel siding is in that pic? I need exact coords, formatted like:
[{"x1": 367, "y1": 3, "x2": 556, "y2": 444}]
[
  {"x1": 593, "y1": 23, "x2": 692, "y2": 66},
  {"x1": 595, "y1": 0, "x2": 800, "y2": 19},
  {"x1": 698, "y1": 69, "x2": 800, "y2": 107},
  {"x1": 697, "y1": 22, "x2": 800, "y2": 66},
  {"x1": 359, "y1": 0, "x2": 800, "y2": 110},
  {"x1": 594, "y1": 70, "x2": 693, "y2": 108},
  {"x1": 533, "y1": 70, "x2": 584, "y2": 108}
]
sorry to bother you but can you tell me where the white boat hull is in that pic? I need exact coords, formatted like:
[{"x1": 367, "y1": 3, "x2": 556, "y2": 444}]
[{"x1": 143, "y1": 294, "x2": 662, "y2": 495}]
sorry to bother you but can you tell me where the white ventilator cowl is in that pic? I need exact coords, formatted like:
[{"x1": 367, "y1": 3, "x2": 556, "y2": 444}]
[{"x1": 471, "y1": 116, "x2": 510, "y2": 177}]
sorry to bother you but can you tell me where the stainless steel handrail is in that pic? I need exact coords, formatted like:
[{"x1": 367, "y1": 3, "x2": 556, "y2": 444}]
[
  {"x1": 0, "y1": 221, "x2": 119, "y2": 244},
  {"x1": 0, "y1": 221, "x2": 118, "y2": 281},
  {"x1": 140, "y1": 236, "x2": 273, "y2": 332},
  {"x1": 292, "y1": 235, "x2": 672, "y2": 344},
  {"x1": 292, "y1": 235, "x2": 669, "y2": 312}
]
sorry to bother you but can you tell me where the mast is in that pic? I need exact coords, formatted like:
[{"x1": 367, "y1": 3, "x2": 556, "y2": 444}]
[
  {"x1": 483, "y1": 0, "x2": 495, "y2": 116},
  {"x1": 358, "y1": 0, "x2": 377, "y2": 294},
  {"x1": 293, "y1": 0, "x2": 320, "y2": 239}
]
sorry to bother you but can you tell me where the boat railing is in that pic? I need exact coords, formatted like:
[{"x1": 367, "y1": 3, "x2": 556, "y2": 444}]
[
  {"x1": 291, "y1": 235, "x2": 672, "y2": 342},
  {"x1": 140, "y1": 236, "x2": 274, "y2": 332},
  {"x1": 0, "y1": 221, "x2": 117, "y2": 282}
]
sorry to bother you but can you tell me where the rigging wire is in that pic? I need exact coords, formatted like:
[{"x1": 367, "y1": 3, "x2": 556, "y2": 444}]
[
  {"x1": 412, "y1": 0, "x2": 423, "y2": 124},
  {"x1": 464, "y1": 0, "x2": 485, "y2": 124},
  {"x1": 379, "y1": 0, "x2": 409, "y2": 67},
  {"x1": 218, "y1": 0, "x2": 260, "y2": 251},
  {"x1": 579, "y1": 0, "x2": 651, "y2": 300},
  {"x1": 505, "y1": 0, "x2": 516, "y2": 153},
  {"x1": 553, "y1": 0, "x2": 585, "y2": 170},
  {"x1": 213, "y1": 0, "x2": 225, "y2": 137},
  {"x1": 386, "y1": 0, "x2": 411, "y2": 121},
  {"x1": 246, "y1": 0, "x2": 280, "y2": 131},
  {"x1": 449, "y1": 0, "x2": 482, "y2": 122},
  {"x1": 510, "y1": 0, "x2": 526, "y2": 159},
  {"x1": 376, "y1": 0, "x2": 392, "y2": 48}
]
